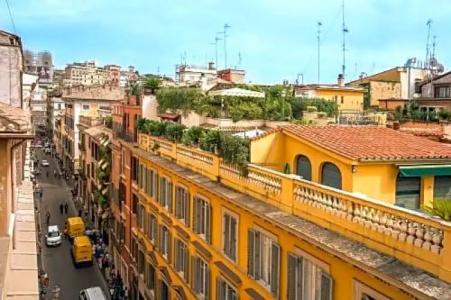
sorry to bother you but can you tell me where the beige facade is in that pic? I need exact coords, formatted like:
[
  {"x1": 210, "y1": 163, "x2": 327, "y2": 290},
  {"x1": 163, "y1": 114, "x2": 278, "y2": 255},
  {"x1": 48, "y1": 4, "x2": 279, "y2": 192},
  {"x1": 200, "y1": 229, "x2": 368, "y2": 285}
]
[
  {"x1": 64, "y1": 61, "x2": 108, "y2": 86},
  {"x1": 0, "y1": 31, "x2": 23, "y2": 108}
]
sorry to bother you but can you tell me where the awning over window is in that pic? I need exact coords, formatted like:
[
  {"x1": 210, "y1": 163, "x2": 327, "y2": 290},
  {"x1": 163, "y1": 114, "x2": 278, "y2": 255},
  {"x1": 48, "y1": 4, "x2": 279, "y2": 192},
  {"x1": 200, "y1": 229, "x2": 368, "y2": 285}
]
[{"x1": 398, "y1": 165, "x2": 451, "y2": 177}]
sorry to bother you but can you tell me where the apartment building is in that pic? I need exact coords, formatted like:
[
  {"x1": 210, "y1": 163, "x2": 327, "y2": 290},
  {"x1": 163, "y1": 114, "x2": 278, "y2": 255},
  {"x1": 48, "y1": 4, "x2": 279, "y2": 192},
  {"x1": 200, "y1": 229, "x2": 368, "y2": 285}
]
[
  {"x1": 107, "y1": 93, "x2": 451, "y2": 299},
  {"x1": 47, "y1": 94, "x2": 65, "y2": 138},
  {"x1": 78, "y1": 116, "x2": 112, "y2": 236},
  {"x1": 61, "y1": 85, "x2": 123, "y2": 173},
  {"x1": 294, "y1": 75, "x2": 365, "y2": 113},
  {"x1": 64, "y1": 61, "x2": 109, "y2": 86}
]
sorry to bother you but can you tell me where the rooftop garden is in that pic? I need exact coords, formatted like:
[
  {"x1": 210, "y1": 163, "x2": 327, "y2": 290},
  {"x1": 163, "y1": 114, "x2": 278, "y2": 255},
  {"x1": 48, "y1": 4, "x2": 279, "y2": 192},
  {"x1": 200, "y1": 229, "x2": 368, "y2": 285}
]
[
  {"x1": 137, "y1": 118, "x2": 250, "y2": 174},
  {"x1": 156, "y1": 85, "x2": 338, "y2": 122},
  {"x1": 393, "y1": 101, "x2": 451, "y2": 122}
]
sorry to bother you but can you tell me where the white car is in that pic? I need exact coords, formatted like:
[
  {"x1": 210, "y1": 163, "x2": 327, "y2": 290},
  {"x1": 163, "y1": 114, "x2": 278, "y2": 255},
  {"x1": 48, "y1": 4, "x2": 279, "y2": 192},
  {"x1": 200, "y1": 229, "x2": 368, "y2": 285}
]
[
  {"x1": 46, "y1": 225, "x2": 62, "y2": 246},
  {"x1": 41, "y1": 160, "x2": 50, "y2": 167},
  {"x1": 79, "y1": 287, "x2": 107, "y2": 300}
]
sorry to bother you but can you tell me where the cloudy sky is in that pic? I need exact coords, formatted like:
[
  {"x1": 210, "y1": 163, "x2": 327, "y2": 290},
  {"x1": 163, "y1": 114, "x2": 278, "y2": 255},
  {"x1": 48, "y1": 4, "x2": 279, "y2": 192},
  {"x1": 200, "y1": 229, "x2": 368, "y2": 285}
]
[{"x1": 1, "y1": 0, "x2": 450, "y2": 84}]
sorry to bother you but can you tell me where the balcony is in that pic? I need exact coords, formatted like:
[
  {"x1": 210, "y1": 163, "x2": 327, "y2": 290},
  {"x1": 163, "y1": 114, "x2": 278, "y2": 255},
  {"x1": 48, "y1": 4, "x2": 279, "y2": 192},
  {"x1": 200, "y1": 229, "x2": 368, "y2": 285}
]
[{"x1": 138, "y1": 133, "x2": 451, "y2": 283}]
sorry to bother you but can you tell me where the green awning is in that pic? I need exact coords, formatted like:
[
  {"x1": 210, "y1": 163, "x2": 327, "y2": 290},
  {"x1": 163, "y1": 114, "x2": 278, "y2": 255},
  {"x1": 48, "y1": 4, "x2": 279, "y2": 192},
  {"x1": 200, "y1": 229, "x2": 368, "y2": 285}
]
[{"x1": 398, "y1": 165, "x2": 451, "y2": 177}]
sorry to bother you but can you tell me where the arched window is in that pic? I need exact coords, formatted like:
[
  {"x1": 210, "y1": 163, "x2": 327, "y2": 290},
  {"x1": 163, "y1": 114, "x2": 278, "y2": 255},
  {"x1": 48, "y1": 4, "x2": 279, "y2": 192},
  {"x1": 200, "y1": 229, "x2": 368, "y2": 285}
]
[
  {"x1": 296, "y1": 155, "x2": 312, "y2": 181},
  {"x1": 396, "y1": 175, "x2": 420, "y2": 210},
  {"x1": 321, "y1": 162, "x2": 342, "y2": 189}
]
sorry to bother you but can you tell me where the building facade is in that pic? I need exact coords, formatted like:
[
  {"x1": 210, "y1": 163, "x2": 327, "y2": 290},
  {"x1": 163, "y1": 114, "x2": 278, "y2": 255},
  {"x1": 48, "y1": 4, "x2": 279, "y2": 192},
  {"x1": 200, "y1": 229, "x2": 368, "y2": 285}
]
[
  {"x1": 107, "y1": 94, "x2": 451, "y2": 299},
  {"x1": 47, "y1": 95, "x2": 65, "y2": 138},
  {"x1": 64, "y1": 61, "x2": 109, "y2": 86},
  {"x1": 60, "y1": 85, "x2": 123, "y2": 172},
  {"x1": 0, "y1": 30, "x2": 23, "y2": 108}
]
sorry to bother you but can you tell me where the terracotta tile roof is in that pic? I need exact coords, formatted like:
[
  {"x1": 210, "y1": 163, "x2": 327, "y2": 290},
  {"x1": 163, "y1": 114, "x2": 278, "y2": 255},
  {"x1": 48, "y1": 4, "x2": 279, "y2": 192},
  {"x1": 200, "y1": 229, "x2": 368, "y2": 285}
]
[
  {"x1": 0, "y1": 103, "x2": 31, "y2": 135},
  {"x1": 281, "y1": 125, "x2": 451, "y2": 161}
]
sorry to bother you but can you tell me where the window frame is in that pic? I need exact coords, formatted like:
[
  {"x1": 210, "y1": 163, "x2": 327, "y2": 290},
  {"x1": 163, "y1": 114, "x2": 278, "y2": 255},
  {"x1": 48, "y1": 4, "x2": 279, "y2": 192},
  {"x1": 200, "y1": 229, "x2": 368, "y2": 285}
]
[
  {"x1": 193, "y1": 195, "x2": 212, "y2": 243},
  {"x1": 222, "y1": 208, "x2": 238, "y2": 262},
  {"x1": 353, "y1": 280, "x2": 391, "y2": 300},
  {"x1": 175, "y1": 185, "x2": 190, "y2": 226}
]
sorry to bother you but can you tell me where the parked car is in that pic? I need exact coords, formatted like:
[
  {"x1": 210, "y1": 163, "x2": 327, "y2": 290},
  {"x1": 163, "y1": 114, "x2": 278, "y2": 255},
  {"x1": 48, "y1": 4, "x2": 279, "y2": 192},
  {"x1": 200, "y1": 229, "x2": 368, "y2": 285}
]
[
  {"x1": 46, "y1": 225, "x2": 62, "y2": 246},
  {"x1": 41, "y1": 160, "x2": 50, "y2": 167},
  {"x1": 79, "y1": 287, "x2": 107, "y2": 300}
]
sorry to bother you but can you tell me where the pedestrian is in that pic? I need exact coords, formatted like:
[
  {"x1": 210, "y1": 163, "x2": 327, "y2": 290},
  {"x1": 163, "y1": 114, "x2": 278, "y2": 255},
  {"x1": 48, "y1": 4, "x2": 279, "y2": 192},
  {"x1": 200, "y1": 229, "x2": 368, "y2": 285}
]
[
  {"x1": 64, "y1": 202, "x2": 68, "y2": 215},
  {"x1": 46, "y1": 171, "x2": 49, "y2": 178},
  {"x1": 53, "y1": 170, "x2": 56, "y2": 177},
  {"x1": 78, "y1": 208, "x2": 82, "y2": 217},
  {"x1": 59, "y1": 203, "x2": 63, "y2": 215},
  {"x1": 46, "y1": 211, "x2": 50, "y2": 226}
]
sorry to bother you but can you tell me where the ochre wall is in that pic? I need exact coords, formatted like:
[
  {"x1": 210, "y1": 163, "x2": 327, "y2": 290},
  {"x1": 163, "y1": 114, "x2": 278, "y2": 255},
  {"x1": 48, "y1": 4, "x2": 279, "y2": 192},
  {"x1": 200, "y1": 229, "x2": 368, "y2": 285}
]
[{"x1": 314, "y1": 89, "x2": 364, "y2": 112}]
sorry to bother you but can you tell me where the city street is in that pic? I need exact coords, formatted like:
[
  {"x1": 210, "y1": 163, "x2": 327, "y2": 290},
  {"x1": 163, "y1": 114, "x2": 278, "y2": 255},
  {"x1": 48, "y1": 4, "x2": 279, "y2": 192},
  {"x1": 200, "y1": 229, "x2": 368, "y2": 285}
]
[{"x1": 35, "y1": 149, "x2": 109, "y2": 299}]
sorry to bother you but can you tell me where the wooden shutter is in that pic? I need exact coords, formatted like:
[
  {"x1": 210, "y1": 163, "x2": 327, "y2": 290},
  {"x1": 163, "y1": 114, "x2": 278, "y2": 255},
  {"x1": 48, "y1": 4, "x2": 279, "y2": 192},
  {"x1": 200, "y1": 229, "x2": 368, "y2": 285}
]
[
  {"x1": 205, "y1": 265, "x2": 210, "y2": 300},
  {"x1": 217, "y1": 278, "x2": 225, "y2": 300},
  {"x1": 287, "y1": 253, "x2": 298, "y2": 300},
  {"x1": 223, "y1": 214, "x2": 230, "y2": 255},
  {"x1": 193, "y1": 197, "x2": 200, "y2": 234},
  {"x1": 230, "y1": 216, "x2": 237, "y2": 261},
  {"x1": 168, "y1": 230, "x2": 172, "y2": 264},
  {"x1": 168, "y1": 181, "x2": 173, "y2": 213},
  {"x1": 206, "y1": 203, "x2": 212, "y2": 243},
  {"x1": 155, "y1": 173, "x2": 160, "y2": 202},
  {"x1": 270, "y1": 242, "x2": 280, "y2": 297},
  {"x1": 320, "y1": 272, "x2": 333, "y2": 300},
  {"x1": 185, "y1": 192, "x2": 191, "y2": 227},
  {"x1": 247, "y1": 229, "x2": 255, "y2": 277},
  {"x1": 184, "y1": 246, "x2": 189, "y2": 282},
  {"x1": 254, "y1": 231, "x2": 261, "y2": 279}
]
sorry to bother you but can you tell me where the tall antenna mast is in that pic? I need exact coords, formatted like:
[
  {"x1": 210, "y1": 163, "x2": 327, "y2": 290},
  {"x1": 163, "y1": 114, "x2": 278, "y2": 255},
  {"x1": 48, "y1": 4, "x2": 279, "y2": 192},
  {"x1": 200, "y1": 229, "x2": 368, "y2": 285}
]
[
  {"x1": 238, "y1": 52, "x2": 242, "y2": 68},
  {"x1": 341, "y1": 0, "x2": 348, "y2": 79},
  {"x1": 317, "y1": 21, "x2": 322, "y2": 84},
  {"x1": 425, "y1": 19, "x2": 432, "y2": 68},
  {"x1": 223, "y1": 23, "x2": 231, "y2": 69},
  {"x1": 209, "y1": 36, "x2": 222, "y2": 68},
  {"x1": 432, "y1": 35, "x2": 436, "y2": 60}
]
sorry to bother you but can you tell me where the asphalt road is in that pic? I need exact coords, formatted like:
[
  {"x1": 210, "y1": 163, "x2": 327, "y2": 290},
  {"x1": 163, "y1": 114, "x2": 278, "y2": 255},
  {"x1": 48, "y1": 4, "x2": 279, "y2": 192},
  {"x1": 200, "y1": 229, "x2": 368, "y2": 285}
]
[{"x1": 35, "y1": 149, "x2": 109, "y2": 299}]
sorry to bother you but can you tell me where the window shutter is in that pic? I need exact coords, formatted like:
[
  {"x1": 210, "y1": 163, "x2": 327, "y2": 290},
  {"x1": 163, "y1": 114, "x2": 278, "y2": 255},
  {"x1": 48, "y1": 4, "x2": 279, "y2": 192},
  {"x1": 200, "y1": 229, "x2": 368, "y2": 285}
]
[
  {"x1": 217, "y1": 278, "x2": 225, "y2": 300},
  {"x1": 155, "y1": 174, "x2": 160, "y2": 202},
  {"x1": 168, "y1": 182, "x2": 173, "y2": 213},
  {"x1": 206, "y1": 204, "x2": 212, "y2": 243},
  {"x1": 194, "y1": 198, "x2": 200, "y2": 234},
  {"x1": 320, "y1": 272, "x2": 333, "y2": 300},
  {"x1": 287, "y1": 253, "x2": 298, "y2": 300},
  {"x1": 185, "y1": 192, "x2": 191, "y2": 227},
  {"x1": 191, "y1": 256, "x2": 197, "y2": 292},
  {"x1": 247, "y1": 229, "x2": 255, "y2": 277},
  {"x1": 270, "y1": 242, "x2": 280, "y2": 297},
  {"x1": 223, "y1": 214, "x2": 229, "y2": 255},
  {"x1": 205, "y1": 266, "x2": 210, "y2": 300},
  {"x1": 168, "y1": 231, "x2": 173, "y2": 264},
  {"x1": 230, "y1": 216, "x2": 237, "y2": 261},
  {"x1": 184, "y1": 247, "x2": 189, "y2": 282},
  {"x1": 254, "y1": 231, "x2": 261, "y2": 279}
]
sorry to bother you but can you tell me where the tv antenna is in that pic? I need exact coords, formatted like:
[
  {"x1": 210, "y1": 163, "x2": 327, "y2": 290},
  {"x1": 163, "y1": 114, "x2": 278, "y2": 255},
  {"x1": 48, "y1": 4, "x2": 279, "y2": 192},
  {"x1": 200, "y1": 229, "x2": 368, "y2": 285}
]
[
  {"x1": 209, "y1": 35, "x2": 222, "y2": 68},
  {"x1": 425, "y1": 19, "x2": 432, "y2": 68},
  {"x1": 218, "y1": 23, "x2": 231, "y2": 69},
  {"x1": 341, "y1": 0, "x2": 349, "y2": 79},
  {"x1": 238, "y1": 52, "x2": 242, "y2": 68},
  {"x1": 317, "y1": 21, "x2": 322, "y2": 83}
]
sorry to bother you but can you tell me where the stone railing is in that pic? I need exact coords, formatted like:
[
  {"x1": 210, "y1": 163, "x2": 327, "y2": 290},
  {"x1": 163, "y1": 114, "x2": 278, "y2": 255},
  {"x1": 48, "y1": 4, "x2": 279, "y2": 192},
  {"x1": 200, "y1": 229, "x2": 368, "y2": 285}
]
[{"x1": 137, "y1": 133, "x2": 451, "y2": 282}]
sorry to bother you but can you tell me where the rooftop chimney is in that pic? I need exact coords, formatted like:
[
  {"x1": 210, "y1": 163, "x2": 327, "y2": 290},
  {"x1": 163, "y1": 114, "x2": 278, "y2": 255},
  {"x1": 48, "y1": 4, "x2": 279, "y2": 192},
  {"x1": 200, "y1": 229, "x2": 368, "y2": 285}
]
[
  {"x1": 337, "y1": 74, "x2": 345, "y2": 87},
  {"x1": 208, "y1": 62, "x2": 215, "y2": 70}
]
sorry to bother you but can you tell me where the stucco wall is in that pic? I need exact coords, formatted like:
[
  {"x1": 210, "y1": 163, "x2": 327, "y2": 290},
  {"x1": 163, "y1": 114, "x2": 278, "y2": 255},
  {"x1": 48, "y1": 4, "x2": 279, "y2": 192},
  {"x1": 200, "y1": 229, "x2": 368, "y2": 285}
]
[
  {"x1": 0, "y1": 45, "x2": 22, "y2": 108},
  {"x1": 370, "y1": 81, "x2": 401, "y2": 106}
]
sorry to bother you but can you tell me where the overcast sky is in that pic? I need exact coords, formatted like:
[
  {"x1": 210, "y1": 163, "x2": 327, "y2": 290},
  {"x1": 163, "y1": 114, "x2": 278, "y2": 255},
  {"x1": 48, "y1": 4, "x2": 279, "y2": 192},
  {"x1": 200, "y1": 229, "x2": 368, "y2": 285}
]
[{"x1": 1, "y1": 0, "x2": 450, "y2": 84}]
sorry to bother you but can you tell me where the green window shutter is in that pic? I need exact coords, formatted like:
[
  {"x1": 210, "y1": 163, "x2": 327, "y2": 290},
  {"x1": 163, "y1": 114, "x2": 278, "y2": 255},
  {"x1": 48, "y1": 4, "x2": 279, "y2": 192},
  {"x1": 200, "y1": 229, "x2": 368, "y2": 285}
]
[
  {"x1": 223, "y1": 214, "x2": 230, "y2": 255},
  {"x1": 205, "y1": 266, "x2": 210, "y2": 300},
  {"x1": 185, "y1": 192, "x2": 191, "y2": 227},
  {"x1": 254, "y1": 231, "x2": 261, "y2": 279},
  {"x1": 194, "y1": 198, "x2": 200, "y2": 234},
  {"x1": 230, "y1": 216, "x2": 237, "y2": 261},
  {"x1": 320, "y1": 272, "x2": 333, "y2": 300},
  {"x1": 287, "y1": 253, "x2": 298, "y2": 300},
  {"x1": 247, "y1": 229, "x2": 255, "y2": 277},
  {"x1": 270, "y1": 242, "x2": 280, "y2": 297},
  {"x1": 168, "y1": 182, "x2": 173, "y2": 213},
  {"x1": 206, "y1": 204, "x2": 212, "y2": 243}
]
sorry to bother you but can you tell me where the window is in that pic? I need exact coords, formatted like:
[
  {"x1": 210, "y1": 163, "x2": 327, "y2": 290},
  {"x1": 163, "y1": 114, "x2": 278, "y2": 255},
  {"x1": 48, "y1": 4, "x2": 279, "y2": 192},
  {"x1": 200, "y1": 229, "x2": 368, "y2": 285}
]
[
  {"x1": 248, "y1": 229, "x2": 280, "y2": 296},
  {"x1": 147, "y1": 214, "x2": 157, "y2": 244},
  {"x1": 145, "y1": 168, "x2": 155, "y2": 197},
  {"x1": 82, "y1": 104, "x2": 90, "y2": 110},
  {"x1": 341, "y1": 96, "x2": 344, "y2": 104},
  {"x1": 175, "y1": 186, "x2": 190, "y2": 225},
  {"x1": 131, "y1": 238, "x2": 139, "y2": 263},
  {"x1": 158, "y1": 177, "x2": 173, "y2": 211},
  {"x1": 159, "y1": 225, "x2": 171, "y2": 260},
  {"x1": 395, "y1": 175, "x2": 420, "y2": 210},
  {"x1": 321, "y1": 162, "x2": 342, "y2": 189},
  {"x1": 434, "y1": 86, "x2": 451, "y2": 98},
  {"x1": 296, "y1": 155, "x2": 312, "y2": 181},
  {"x1": 174, "y1": 239, "x2": 189, "y2": 281},
  {"x1": 222, "y1": 211, "x2": 238, "y2": 261},
  {"x1": 353, "y1": 280, "x2": 390, "y2": 300},
  {"x1": 217, "y1": 278, "x2": 237, "y2": 300},
  {"x1": 131, "y1": 157, "x2": 138, "y2": 182},
  {"x1": 138, "y1": 250, "x2": 145, "y2": 274},
  {"x1": 137, "y1": 204, "x2": 145, "y2": 230},
  {"x1": 192, "y1": 256, "x2": 210, "y2": 299},
  {"x1": 193, "y1": 196, "x2": 212, "y2": 243},
  {"x1": 434, "y1": 176, "x2": 451, "y2": 199},
  {"x1": 287, "y1": 251, "x2": 333, "y2": 300},
  {"x1": 132, "y1": 194, "x2": 138, "y2": 214},
  {"x1": 145, "y1": 262, "x2": 156, "y2": 292}
]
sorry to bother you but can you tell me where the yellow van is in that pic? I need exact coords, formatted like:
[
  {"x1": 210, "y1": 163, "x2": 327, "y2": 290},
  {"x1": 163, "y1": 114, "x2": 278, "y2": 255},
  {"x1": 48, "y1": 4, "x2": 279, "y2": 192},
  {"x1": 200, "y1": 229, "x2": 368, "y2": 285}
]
[
  {"x1": 66, "y1": 217, "x2": 85, "y2": 240},
  {"x1": 72, "y1": 236, "x2": 93, "y2": 267}
]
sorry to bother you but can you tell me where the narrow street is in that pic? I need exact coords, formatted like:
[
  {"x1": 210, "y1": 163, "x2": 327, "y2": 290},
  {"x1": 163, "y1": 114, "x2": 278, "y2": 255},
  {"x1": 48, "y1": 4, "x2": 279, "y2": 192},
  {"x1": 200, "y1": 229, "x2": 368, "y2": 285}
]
[{"x1": 35, "y1": 149, "x2": 109, "y2": 299}]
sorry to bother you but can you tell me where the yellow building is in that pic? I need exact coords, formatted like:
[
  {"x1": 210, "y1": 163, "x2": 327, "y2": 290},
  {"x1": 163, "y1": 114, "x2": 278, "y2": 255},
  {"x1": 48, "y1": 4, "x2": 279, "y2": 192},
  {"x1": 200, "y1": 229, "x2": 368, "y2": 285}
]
[
  {"x1": 294, "y1": 80, "x2": 364, "y2": 112},
  {"x1": 251, "y1": 125, "x2": 451, "y2": 210},
  {"x1": 119, "y1": 125, "x2": 451, "y2": 300}
]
